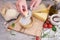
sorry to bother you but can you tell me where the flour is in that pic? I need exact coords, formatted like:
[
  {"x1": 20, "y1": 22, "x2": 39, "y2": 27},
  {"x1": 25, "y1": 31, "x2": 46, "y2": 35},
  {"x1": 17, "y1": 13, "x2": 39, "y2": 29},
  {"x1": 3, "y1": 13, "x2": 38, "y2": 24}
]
[
  {"x1": 20, "y1": 17, "x2": 31, "y2": 25},
  {"x1": 19, "y1": 10, "x2": 32, "y2": 25}
]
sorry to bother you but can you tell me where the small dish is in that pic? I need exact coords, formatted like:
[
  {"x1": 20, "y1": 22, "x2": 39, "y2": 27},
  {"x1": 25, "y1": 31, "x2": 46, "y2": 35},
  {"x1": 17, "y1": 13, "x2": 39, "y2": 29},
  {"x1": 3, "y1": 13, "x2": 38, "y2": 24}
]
[
  {"x1": 19, "y1": 17, "x2": 33, "y2": 29},
  {"x1": 50, "y1": 14, "x2": 60, "y2": 25}
]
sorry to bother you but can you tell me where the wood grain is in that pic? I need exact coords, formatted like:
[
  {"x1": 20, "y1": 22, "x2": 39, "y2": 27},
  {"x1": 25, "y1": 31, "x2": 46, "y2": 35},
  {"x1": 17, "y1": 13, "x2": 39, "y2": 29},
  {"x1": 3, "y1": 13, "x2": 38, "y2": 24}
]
[{"x1": 8, "y1": 16, "x2": 44, "y2": 36}]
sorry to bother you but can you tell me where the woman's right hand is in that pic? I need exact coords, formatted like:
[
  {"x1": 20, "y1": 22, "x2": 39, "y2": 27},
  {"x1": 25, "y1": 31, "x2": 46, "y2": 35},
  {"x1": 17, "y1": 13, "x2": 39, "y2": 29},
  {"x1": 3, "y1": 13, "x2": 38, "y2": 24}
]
[{"x1": 16, "y1": 0, "x2": 28, "y2": 16}]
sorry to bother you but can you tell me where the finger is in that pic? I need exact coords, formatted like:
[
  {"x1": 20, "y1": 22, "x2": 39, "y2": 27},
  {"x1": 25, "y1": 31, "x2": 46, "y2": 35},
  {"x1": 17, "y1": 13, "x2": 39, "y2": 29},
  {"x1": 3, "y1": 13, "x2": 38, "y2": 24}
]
[
  {"x1": 33, "y1": 2, "x2": 39, "y2": 10},
  {"x1": 19, "y1": 4, "x2": 24, "y2": 14},
  {"x1": 16, "y1": 1, "x2": 20, "y2": 12},
  {"x1": 30, "y1": 0, "x2": 36, "y2": 10},
  {"x1": 33, "y1": 0, "x2": 41, "y2": 10},
  {"x1": 22, "y1": 5, "x2": 28, "y2": 16},
  {"x1": 24, "y1": 5, "x2": 28, "y2": 11}
]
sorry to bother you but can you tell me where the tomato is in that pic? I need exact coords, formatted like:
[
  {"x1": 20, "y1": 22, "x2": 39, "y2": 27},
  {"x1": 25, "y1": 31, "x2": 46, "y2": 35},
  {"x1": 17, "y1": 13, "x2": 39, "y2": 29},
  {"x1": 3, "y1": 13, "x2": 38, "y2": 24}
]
[
  {"x1": 36, "y1": 36, "x2": 40, "y2": 40},
  {"x1": 43, "y1": 23, "x2": 48, "y2": 28},
  {"x1": 43, "y1": 23, "x2": 52, "y2": 28},
  {"x1": 48, "y1": 24, "x2": 52, "y2": 28},
  {"x1": 43, "y1": 19, "x2": 53, "y2": 28}
]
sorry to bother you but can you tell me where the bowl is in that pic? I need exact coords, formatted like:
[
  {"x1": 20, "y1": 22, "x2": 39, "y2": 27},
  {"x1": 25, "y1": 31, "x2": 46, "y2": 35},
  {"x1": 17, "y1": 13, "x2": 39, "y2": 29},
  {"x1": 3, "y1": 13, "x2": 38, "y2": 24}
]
[
  {"x1": 19, "y1": 17, "x2": 33, "y2": 29},
  {"x1": 50, "y1": 14, "x2": 60, "y2": 25}
]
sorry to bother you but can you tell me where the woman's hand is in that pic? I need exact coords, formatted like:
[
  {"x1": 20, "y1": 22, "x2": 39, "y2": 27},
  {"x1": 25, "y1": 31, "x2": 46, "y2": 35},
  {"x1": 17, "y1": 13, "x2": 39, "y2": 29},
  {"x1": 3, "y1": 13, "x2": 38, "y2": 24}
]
[
  {"x1": 30, "y1": 0, "x2": 42, "y2": 10},
  {"x1": 16, "y1": 0, "x2": 28, "y2": 16}
]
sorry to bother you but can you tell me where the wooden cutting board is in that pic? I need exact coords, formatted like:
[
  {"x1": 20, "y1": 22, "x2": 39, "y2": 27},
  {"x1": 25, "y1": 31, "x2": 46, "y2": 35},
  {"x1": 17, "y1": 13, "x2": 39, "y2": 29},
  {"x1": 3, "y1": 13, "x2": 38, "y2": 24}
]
[{"x1": 8, "y1": 16, "x2": 44, "y2": 37}]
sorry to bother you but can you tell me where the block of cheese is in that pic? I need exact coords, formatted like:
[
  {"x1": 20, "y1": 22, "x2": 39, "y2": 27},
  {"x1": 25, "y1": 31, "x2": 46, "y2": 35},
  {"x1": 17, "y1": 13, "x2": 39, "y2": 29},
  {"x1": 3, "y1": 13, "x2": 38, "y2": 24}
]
[
  {"x1": 33, "y1": 12, "x2": 48, "y2": 22},
  {"x1": 32, "y1": 3, "x2": 49, "y2": 22},
  {"x1": 32, "y1": 3, "x2": 48, "y2": 13}
]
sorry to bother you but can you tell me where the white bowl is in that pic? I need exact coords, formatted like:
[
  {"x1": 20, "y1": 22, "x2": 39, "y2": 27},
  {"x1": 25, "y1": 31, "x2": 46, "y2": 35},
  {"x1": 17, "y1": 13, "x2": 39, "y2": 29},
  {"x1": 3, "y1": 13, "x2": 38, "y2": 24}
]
[{"x1": 50, "y1": 14, "x2": 60, "y2": 25}]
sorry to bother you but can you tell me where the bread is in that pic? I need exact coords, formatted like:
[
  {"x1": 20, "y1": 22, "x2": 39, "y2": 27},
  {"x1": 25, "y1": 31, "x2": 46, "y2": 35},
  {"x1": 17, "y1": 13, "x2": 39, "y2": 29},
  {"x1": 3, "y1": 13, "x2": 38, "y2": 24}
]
[
  {"x1": 4, "y1": 9, "x2": 19, "y2": 21},
  {"x1": 0, "y1": 3, "x2": 19, "y2": 21},
  {"x1": 1, "y1": 7, "x2": 7, "y2": 17},
  {"x1": 1, "y1": 8, "x2": 19, "y2": 21}
]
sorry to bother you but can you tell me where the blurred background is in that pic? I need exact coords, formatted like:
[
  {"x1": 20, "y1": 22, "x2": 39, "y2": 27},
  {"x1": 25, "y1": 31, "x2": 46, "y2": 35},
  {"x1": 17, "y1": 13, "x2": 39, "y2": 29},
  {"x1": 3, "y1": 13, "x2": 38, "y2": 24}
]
[{"x1": 0, "y1": 0, "x2": 60, "y2": 40}]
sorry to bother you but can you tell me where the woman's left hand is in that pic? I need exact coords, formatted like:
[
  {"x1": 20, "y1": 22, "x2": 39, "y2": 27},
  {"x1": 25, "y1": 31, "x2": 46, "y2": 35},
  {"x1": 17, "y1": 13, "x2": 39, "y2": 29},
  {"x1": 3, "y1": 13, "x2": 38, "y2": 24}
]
[{"x1": 30, "y1": 0, "x2": 42, "y2": 10}]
